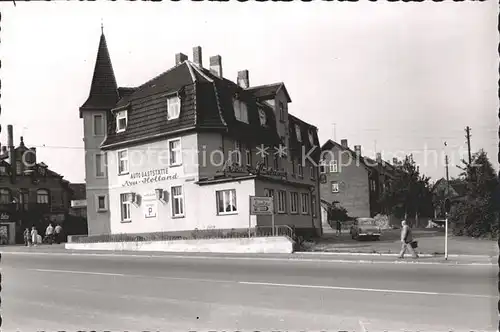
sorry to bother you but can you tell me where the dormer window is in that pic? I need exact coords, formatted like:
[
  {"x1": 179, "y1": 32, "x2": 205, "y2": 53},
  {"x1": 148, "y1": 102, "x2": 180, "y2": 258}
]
[
  {"x1": 233, "y1": 99, "x2": 249, "y2": 124},
  {"x1": 167, "y1": 95, "x2": 181, "y2": 120},
  {"x1": 295, "y1": 124, "x2": 302, "y2": 142},
  {"x1": 258, "y1": 108, "x2": 267, "y2": 126},
  {"x1": 116, "y1": 110, "x2": 128, "y2": 133}
]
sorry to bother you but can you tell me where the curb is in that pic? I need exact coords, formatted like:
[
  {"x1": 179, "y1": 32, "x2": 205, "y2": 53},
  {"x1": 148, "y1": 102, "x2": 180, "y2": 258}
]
[
  {"x1": 298, "y1": 251, "x2": 496, "y2": 259},
  {"x1": 2, "y1": 251, "x2": 494, "y2": 266}
]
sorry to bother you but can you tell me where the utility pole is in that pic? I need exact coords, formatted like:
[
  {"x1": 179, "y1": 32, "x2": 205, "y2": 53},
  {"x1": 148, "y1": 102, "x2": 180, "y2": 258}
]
[
  {"x1": 444, "y1": 154, "x2": 450, "y2": 260},
  {"x1": 465, "y1": 126, "x2": 472, "y2": 165}
]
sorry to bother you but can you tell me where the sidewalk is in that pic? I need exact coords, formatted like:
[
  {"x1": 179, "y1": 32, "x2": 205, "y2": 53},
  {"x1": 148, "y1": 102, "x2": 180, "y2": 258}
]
[{"x1": 1, "y1": 244, "x2": 495, "y2": 266}]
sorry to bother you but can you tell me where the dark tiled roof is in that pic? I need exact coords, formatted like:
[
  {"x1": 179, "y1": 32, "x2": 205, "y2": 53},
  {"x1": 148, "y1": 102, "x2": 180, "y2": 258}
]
[
  {"x1": 80, "y1": 33, "x2": 119, "y2": 111},
  {"x1": 320, "y1": 140, "x2": 371, "y2": 171},
  {"x1": 246, "y1": 83, "x2": 292, "y2": 103},
  {"x1": 288, "y1": 114, "x2": 320, "y2": 163}
]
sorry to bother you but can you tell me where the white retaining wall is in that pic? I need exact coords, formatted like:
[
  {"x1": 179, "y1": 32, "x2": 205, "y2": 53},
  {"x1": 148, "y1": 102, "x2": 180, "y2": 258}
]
[{"x1": 65, "y1": 236, "x2": 294, "y2": 254}]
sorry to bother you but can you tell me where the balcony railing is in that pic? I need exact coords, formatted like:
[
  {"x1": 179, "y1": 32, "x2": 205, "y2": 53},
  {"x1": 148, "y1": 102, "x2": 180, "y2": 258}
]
[{"x1": 68, "y1": 225, "x2": 296, "y2": 244}]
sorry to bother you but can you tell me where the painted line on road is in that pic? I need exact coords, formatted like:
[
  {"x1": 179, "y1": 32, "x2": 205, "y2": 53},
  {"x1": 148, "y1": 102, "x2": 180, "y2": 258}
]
[
  {"x1": 2, "y1": 251, "x2": 494, "y2": 266},
  {"x1": 33, "y1": 268, "x2": 125, "y2": 277},
  {"x1": 237, "y1": 281, "x2": 495, "y2": 299},
  {"x1": 27, "y1": 267, "x2": 495, "y2": 300}
]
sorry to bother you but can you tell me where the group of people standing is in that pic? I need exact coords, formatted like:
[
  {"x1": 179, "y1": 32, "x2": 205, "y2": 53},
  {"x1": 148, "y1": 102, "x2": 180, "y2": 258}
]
[{"x1": 23, "y1": 223, "x2": 63, "y2": 246}]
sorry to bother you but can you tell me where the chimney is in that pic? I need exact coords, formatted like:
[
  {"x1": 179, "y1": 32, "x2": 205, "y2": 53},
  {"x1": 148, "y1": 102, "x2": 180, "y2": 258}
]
[
  {"x1": 354, "y1": 145, "x2": 361, "y2": 156},
  {"x1": 237, "y1": 70, "x2": 249, "y2": 89},
  {"x1": 193, "y1": 46, "x2": 203, "y2": 67},
  {"x1": 175, "y1": 53, "x2": 188, "y2": 66},
  {"x1": 209, "y1": 55, "x2": 222, "y2": 77},
  {"x1": 7, "y1": 125, "x2": 14, "y2": 163},
  {"x1": 340, "y1": 139, "x2": 348, "y2": 148},
  {"x1": 376, "y1": 152, "x2": 382, "y2": 163}
]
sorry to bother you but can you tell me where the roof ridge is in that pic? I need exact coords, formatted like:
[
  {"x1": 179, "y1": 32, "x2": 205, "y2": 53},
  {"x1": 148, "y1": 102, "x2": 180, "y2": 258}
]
[
  {"x1": 246, "y1": 82, "x2": 283, "y2": 90},
  {"x1": 134, "y1": 61, "x2": 194, "y2": 95},
  {"x1": 188, "y1": 61, "x2": 214, "y2": 82}
]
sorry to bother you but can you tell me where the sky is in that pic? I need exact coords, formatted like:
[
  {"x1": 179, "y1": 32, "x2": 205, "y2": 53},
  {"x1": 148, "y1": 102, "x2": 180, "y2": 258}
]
[{"x1": 0, "y1": 1, "x2": 498, "y2": 184}]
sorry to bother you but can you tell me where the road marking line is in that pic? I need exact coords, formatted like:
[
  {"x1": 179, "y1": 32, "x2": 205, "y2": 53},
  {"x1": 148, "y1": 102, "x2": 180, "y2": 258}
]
[
  {"x1": 3, "y1": 251, "x2": 494, "y2": 266},
  {"x1": 26, "y1": 267, "x2": 495, "y2": 300},
  {"x1": 32, "y1": 268, "x2": 125, "y2": 277},
  {"x1": 237, "y1": 281, "x2": 495, "y2": 299}
]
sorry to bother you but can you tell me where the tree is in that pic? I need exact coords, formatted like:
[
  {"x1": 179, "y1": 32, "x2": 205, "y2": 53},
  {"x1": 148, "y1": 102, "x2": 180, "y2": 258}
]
[
  {"x1": 379, "y1": 154, "x2": 434, "y2": 222},
  {"x1": 451, "y1": 150, "x2": 498, "y2": 238},
  {"x1": 326, "y1": 201, "x2": 354, "y2": 229}
]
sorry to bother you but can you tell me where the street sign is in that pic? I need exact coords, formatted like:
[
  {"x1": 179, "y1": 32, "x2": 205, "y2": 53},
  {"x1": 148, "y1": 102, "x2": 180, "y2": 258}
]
[
  {"x1": 144, "y1": 201, "x2": 157, "y2": 218},
  {"x1": 249, "y1": 196, "x2": 273, "y2": 215}
]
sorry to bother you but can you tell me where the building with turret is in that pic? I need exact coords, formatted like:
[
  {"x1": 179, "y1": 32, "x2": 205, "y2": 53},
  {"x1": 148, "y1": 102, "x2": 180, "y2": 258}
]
[{"x1": 79, "y1": 30, "x2": 322, "y2": 238}]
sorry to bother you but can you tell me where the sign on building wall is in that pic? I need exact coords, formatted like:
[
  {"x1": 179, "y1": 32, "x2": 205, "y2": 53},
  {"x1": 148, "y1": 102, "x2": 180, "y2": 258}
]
[
  {"x1": 71, "y1": 199, "x2": 87, "y2": 208},
  {"x1": 249, "y1": 196, "x2": 274, "y2": 215},
  {"x1": 144, "y1": 201, "x2": 158, "y2": 219},
  {"x1": 122, "y1": 168, "x2": 179, "y2": 187}
]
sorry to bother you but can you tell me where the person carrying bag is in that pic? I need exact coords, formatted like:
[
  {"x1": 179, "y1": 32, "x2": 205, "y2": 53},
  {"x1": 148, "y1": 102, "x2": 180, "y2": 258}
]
[{"x1": 398, "y1": 220, "x2": 419, "y2": 259}]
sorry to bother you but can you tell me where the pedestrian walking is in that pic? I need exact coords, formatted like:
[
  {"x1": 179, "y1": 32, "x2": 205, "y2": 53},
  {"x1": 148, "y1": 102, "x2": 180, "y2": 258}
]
[
  {"x1": 54, "y1": 224, "x2": 63, "y2": 244},
  {"x1": 45, "y1": 223, "x2": 54, "y2": 244},
  {"x1": 31, "y1": 226, "x2": 39, "y2": 247},
  {"x1": 23, "y1": 228, "x2": 31, "y2": 247},
  {"x1": 336, "y1": 220, "x2": 342, "y2": 236},
  {"x1": 398, "y1": 220, "x2": 419, "y2": 259}
]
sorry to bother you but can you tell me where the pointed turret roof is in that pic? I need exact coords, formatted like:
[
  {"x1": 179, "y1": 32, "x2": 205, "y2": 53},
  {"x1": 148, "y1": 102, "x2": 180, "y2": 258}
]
[{"x1": 80, "y1": 31, "x2": 118, "y2": 112}]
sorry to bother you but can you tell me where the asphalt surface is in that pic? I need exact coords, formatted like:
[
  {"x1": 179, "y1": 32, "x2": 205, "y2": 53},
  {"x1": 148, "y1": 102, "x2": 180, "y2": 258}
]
[{"x1": 2, "y1": 250, "x2": 497, "y2": 331}]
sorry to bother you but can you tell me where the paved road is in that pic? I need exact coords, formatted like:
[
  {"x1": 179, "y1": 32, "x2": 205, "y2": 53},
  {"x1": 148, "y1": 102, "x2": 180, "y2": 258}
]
[{"x1": 2, "y1": 251, "x2": 497, "y2": 332}]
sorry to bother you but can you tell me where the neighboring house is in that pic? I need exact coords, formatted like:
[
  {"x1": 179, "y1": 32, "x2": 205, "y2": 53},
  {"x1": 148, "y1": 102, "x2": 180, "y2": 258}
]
[
  {"x1": 69, "y1": 183, "x2": 87, "y2": 218},
  {"x1": 0, "y1": 125, "x2": 74, "y2": 244},
  {"x1": 79, "y1": 32, "x2": 322, "y2": 238},
  {"x1": 318, "y1": 139, "x2": 398, "y2": 223},
  {"x1": 432, "y1": 178, "x2": 467, "y2": 218}
]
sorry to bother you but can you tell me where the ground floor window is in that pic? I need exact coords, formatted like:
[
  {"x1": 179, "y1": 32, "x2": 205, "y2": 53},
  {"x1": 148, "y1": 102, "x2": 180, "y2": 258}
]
[
  {"x1": 290, "y1": 192, "x2": 299, "y2": 214},
  {"x1": 216, "y1": 189, "x2": 237, "y2": 215},
  {"x1": 171, "y1": 186, "x2": 185, "y2": 217},
  {"x1": 301, "y1": 193, "x2": 310, "y2": 215},
  {"x1": 277, "y1": 190, "x2": 286, "y2": 213},
  {"x1": 120, "y1": 193, "x2": 131, "y2": 222}
]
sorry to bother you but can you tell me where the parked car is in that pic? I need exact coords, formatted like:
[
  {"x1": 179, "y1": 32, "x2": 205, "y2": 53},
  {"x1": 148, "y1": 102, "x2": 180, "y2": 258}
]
[{"x1": 350, "y1": 217, "x2": 382, "y2": 240}]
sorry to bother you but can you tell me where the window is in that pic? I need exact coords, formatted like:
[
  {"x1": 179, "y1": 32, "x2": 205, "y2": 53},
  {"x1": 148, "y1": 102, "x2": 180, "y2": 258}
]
[
  {"x1": 279, "y1": 102, "x2": 285, "y2": 121},
  {"x1": 308, "y1": 131, "x2": 315, "y2": 145},
  {"x1": 233, "y1": 100, "x2": 249, "y2": 124},
  {"x1": 0, "y1": 189, "x2": 11, "y2": 204},
  {"x1": 120, "y1": 193, "x2": 132, "y2": 222},
  {"x1": 116, "y1": 110, "x2": 128, "y2": 133},
  {"x1": 264, "y1": 188, "x2": 275, "y2": 213},
  {"x1": 95, "y1": 153, "x2": 106, "y2": 178},
  {"x1": 273, "y1": 155, "x2": 279, "y2": 170},
  {"x1": 258, "y1": 108, "x2": 267, "y2": 126},
  {"x1": 168, "y1": 138, "x2": 182, "y2": 166},
  {"x1": 117, "y1": 150, "x2": 129, "y2": 175},
  {"x1": 167, "y1": 96, "x2": 181, "y2": 120},
  {"x1": 232, "y1": 141, "x2": 241, "y2": 166},
  {"x1": 301, "y1": 193, "x2": 310, "y2": 215},
  {"x1": 298, "y1": 163, "x2": 303, "y2": 177},
  {"x1": 329, "y1": 160, "x2": 338, "y2": 173},
  {"x1": 310, "y1": 164, "x2": 316, "y2": 180},
  {"x1": 216, "y1": 189, "x2": 237, "y2": 215},
  {"x1": 311, "y1": 195, "x2": 317, "y2": 217},
  {"x1": 20, "y1": 190, "x2": 29, "y2": 210},
  {"x1": 37, "y1": 189, "x2": 50, "y2": 204},
  {"x1": 331, "y1": 181, "x2": 340, "y2": 193},
  {"x1": 96, "y1": 195, "x2": 107, "y2": 212},
  {"x1": 0, "y1": 166, "x2": 6, "y2": 175},
  {"x1": 370, "y1": 180, "x2": 377, "y2": 192},
  {"x1": 277, "y1": 190, "x2": 286, "y2": 213},
  {"x1": 93, "y1": 114, "x2": 105, "y2": 136},
  {"x1": 245, "y1": 148, "x2": 252, "y2": 166},
  {"x1": 171, "y1": 186, "x2": 185, "y2": 217},
  {"x1": 290, "y1": 192, "x2": 299, "y2": 214},
  {"x1": 295, "y1": 124, "x2": 302, "y2": 142},
  {"x1": 291, "y1": 158, "x2": 296, "y2": 175},
  {"x1": 264, "y1": 154, "x2": 269, "y2": 168},
  {"x1": 319, "y1": 160, "x2": 326, "y2": 174},
  {"x1": 16, "y1": 161, "x2": 22, "y2": 175}
]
